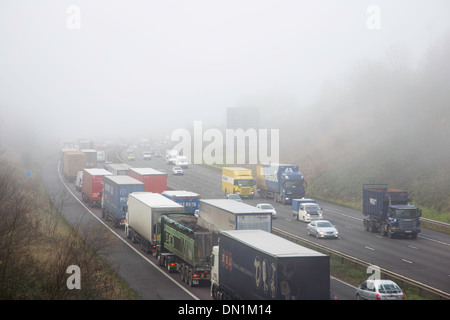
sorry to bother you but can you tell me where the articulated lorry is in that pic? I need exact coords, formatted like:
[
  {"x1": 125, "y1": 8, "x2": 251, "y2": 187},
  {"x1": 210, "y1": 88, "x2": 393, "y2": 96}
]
[
  {"x1": 63, "y1": 150, "x2": 86, "y2": 181},
  {"x1": 102, "y1": 176, "x2": 144, "y2": 228},
  {"x1": 198, "y1": 199, "x2": 272, "y2": 233},
  {"x1": 292, "y1": 199, "x2": 323, "y2": 222},
  {"x1": 128, "y1": 168, "x2": 167, "y2": 193},
  {"x1": 162, "y1": 190, "x2": 200, "y2": 215},
  {"x1": 362, "y1": 184, "x2": 421, "y2": 238},
  {"x1": 210, "y1": 229, "x2": 330, "y2": 300},
  {"x1": 125, "y1": 192, "x2": 184, "y2": 253},
  {"x1": 105, "y1": 163, "x2": 131, "y2": 176},
  {"x1": 256, "y1": 164, "x2": 306, "y2": 204},
  {"x1": 222, "y1": 167, "x2": 255, "y2": 198},
  {"x1": 81, "y1": 168, "x2": 112, "y2": 207},
  {"x1": 156, "y1": 215, "x2": 218, "y2": 286}
]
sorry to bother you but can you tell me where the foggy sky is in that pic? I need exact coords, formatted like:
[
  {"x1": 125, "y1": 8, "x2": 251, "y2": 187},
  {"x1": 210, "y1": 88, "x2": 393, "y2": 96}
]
[{"x1": 1, "y1": 0, "x2": 449, "y2": 148}]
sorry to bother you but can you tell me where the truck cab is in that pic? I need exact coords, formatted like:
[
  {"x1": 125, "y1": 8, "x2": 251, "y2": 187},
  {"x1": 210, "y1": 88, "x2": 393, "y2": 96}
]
[
  {"x1": 386, "y1": 205, "x2": 421, "y2": 238},
  {"x1": 298, "y1": 203, "x2": 323, "y2": 222},
  {"x1": 292, "y1": 198, "x2": 323, "y2": 222},
  {"x1": 222, "y1": 167, "x2": 256, "y2": 198},
  {"x1": 279, "y1": 170, "x2": 305, "y2": 204},
  {"x1": 210, "y1": 246, "x2": 220, "y2": 299}
]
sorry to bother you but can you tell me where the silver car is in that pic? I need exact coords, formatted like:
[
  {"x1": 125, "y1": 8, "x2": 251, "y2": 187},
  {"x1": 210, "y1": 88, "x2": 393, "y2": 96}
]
[
  {"x1": 307, "y1": 220, "x2": 338, "y2": 239},
  {"x1": 172, "y1": 166, "x2": 184, "y2": 175},
  {"x1": 356, "y1": 280, "x2": 404, "y2": 300},
  {"x1": 226, "y1": 194, "x2": 242, "y2": 202},
  {"x1": 256, "y1": 203, "x2": 277, "y2": 219}
]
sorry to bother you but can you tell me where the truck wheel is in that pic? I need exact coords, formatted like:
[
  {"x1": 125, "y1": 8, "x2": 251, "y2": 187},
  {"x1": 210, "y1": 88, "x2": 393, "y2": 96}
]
[
  {"x1": 211, "y1": 285, "x2": 217, "y2": 300},
  {"x1": 180, "y1": 266, "x2": 185, "y2": 282},
  {"x1": 387, "y1": 227, "x2": 394, "y2": 238},
  {"x1": 381, "y1": 225, "x2": 387, "y2": 236},
  {"x1": 142, "y1": 240, "x2": 150, "y2": 253}
]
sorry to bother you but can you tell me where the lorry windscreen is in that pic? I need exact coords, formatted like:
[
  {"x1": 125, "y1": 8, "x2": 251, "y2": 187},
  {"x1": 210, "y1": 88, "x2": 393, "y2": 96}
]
[
  {"x1": 284, "y1": 181, "x2": 303, "y2": 189},
  {"x1": 235, "y1": 179, "x2": 255, "y2": 186},
  {"x1": 305, "y1": 204, "x2": 320, "y2": 214},
  {"x1": 394, "y1": 209, "x2": 419, "y2": 218}
]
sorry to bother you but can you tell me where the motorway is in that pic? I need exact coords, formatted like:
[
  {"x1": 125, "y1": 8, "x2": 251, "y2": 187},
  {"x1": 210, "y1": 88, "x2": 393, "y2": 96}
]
[
  {"x1": 118, "y1": 147, "x2": 450, "y2": 297},
  {"x1": 42, "y1": 147, "x2": 450, "y2": 300}
]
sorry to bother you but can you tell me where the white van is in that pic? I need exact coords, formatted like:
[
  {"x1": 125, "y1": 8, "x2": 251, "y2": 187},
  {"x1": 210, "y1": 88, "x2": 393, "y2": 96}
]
[
  {"x1": 75, "y1": 170, "x2": 83, "y2": 191},
  {"x1": 175, "y1": 155, "x2": 188, "y2": 168}
]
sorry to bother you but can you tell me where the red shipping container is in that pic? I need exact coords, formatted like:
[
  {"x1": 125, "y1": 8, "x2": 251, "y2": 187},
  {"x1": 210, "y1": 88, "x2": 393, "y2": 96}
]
[
  {"x1": 128, "y1": 168, "x2": 167, "y2": 193},
  {"x1": 82, "y1": 168, "x2": 113, "y2": 207}
]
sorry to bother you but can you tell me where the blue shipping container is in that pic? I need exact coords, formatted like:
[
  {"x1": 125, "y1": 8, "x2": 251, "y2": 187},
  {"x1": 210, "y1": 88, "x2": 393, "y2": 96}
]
[
  {"x1": 162, "y1": 190, "x2": 200, "y2": 214},
  {"x1": 103, "y1": 176, "x2": 145, "y2": 227}
]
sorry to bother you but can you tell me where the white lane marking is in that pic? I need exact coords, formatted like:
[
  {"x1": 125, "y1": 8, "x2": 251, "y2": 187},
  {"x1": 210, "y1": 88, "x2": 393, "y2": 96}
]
[{"x1": 402, "y1": 259, "x2": 413, "y2": 264}]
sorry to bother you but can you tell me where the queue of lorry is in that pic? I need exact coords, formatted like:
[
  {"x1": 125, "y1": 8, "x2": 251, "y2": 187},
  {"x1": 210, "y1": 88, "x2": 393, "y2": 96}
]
[
  {"x1": 61, "y1": 147, "x2": 332, "y2": 299},
  {"x1": 62, "y1": 143, "x2": 421, "y2": 300}
]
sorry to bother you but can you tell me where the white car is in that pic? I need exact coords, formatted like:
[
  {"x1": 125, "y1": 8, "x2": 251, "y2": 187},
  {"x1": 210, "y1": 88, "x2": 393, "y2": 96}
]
[
  {"x1": 226, "y1": 194, "x2": 242, "y2": 202},
  {"x1": 142, "y1": 151, "x2": 152, "y2": 160},
  {"x1": 356, "y1": 280, "x2": 404, "y2": 300},
  {"x1": 256, "y1": 203, "x2": 277, "y2": 219},
  {"x1": 172, "y1": 166, "x2": 184, "y2": 175},
  {"x1": 307, "y1": 220, "x2": 338, "y2": 239}
]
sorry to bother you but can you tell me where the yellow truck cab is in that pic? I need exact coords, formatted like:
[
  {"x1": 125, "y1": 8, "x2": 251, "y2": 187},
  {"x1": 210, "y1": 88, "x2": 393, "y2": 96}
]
[{"x1": 222, "y1": 167, "x2": 255, "y2": 198}]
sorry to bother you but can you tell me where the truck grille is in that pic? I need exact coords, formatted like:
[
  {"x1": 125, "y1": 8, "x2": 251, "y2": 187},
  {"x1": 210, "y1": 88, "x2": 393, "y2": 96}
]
[
  {"x1": 241, "y1": 187, "x2": 251, "y2": 195},
  {"x1": 399, "y1": 220, "x2": 416, "y2": 230}
]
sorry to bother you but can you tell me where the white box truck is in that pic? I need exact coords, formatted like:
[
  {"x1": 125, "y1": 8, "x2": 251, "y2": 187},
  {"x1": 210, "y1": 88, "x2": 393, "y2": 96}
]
[
  {"x1": 124, "y1": 192, "x2": 184, "y2": 254},
  {"x1": 198, "y1": 199, "x2": 272, "y2": 233}
]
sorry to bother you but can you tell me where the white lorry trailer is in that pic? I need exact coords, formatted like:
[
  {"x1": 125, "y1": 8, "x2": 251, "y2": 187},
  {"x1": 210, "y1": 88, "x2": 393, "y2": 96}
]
[
  {"x1": 198, "y1": 199, "x2": 272, "y2": 233},
  {"x1": 124, "y1": 192, "x2": 184, "y2": 254}
]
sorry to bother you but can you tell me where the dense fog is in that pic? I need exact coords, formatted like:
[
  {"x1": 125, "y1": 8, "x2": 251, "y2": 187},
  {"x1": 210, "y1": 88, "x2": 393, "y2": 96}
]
[{"x1": 1, "y1": 1, "x2": 449, "y2": 152}]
